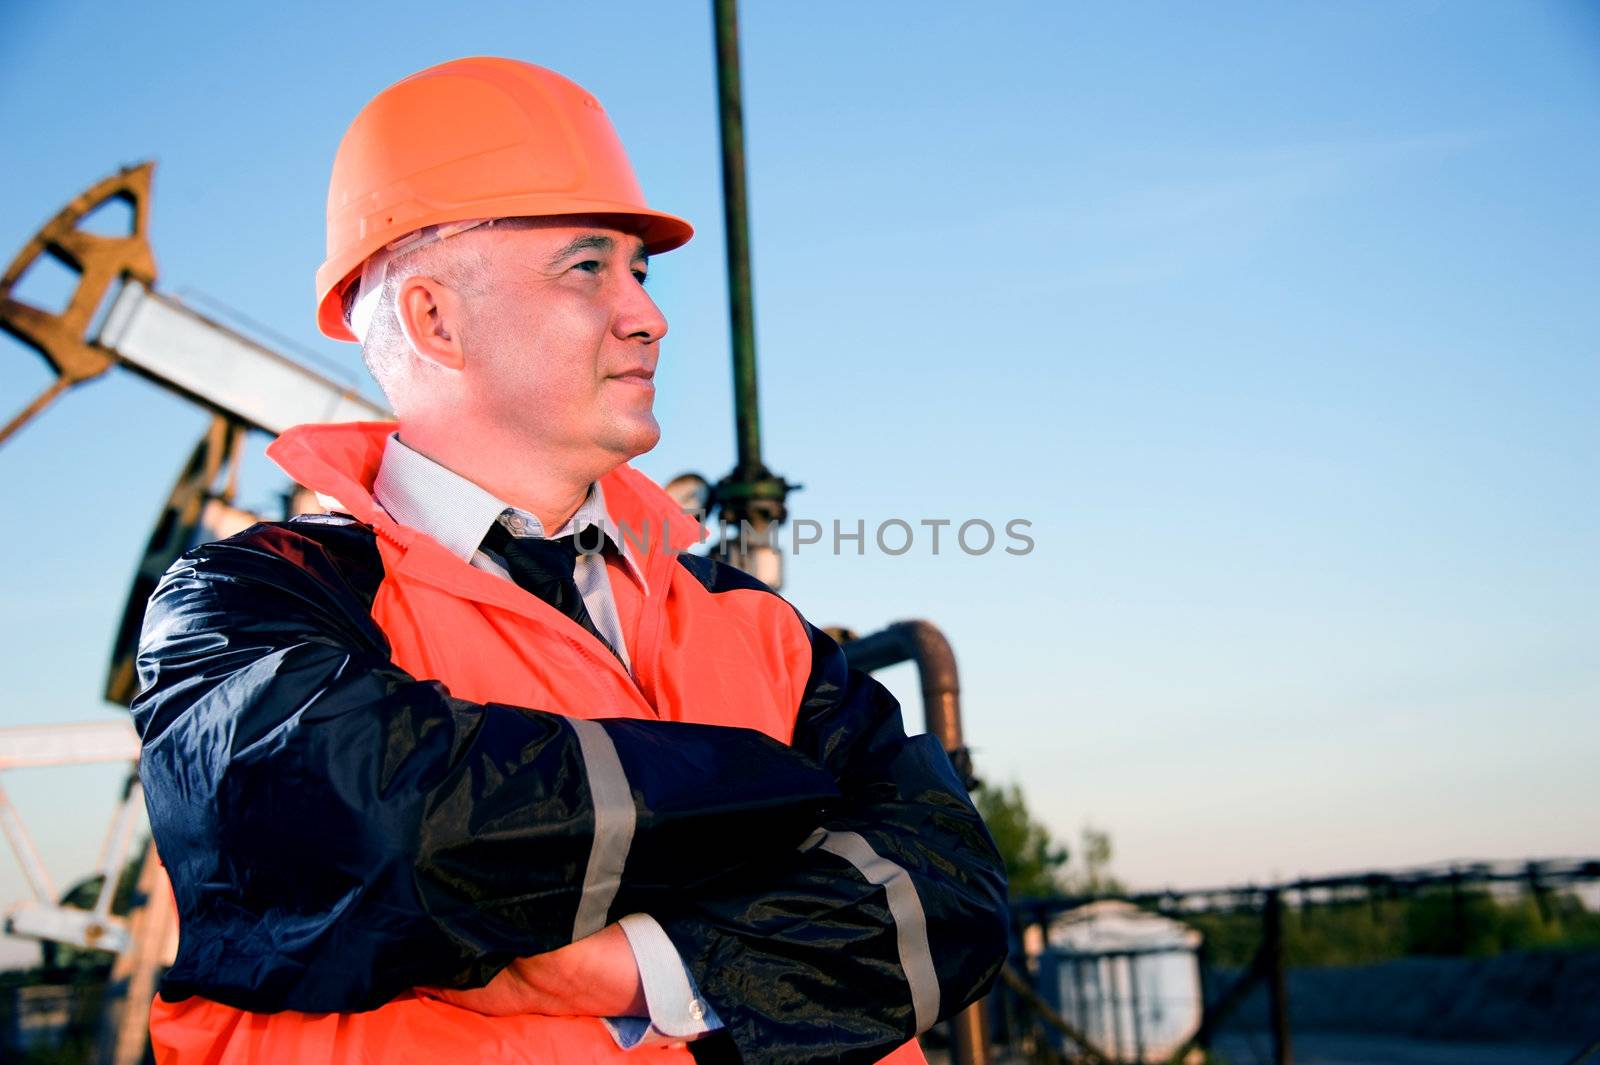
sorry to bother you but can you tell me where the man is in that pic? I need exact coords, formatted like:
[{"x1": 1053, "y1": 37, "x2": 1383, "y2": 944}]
[{"x1": 133, "y1": 57, "x2": 1007, "y2": 1064}]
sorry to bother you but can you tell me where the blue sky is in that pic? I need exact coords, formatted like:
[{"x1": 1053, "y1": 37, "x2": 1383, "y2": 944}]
[{"x1": 0, "y1": 2, "x2": 1596, "y2": 964}]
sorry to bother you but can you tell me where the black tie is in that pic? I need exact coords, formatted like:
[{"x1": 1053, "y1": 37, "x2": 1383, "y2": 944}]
[{"x1": 480, "y1": 520, "x2": 620, "y2": 657}]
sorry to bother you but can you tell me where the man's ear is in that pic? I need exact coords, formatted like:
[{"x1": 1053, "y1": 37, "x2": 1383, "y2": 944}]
[{"x1": 394, "y1": 276, "x2": 467, "y2": 371}]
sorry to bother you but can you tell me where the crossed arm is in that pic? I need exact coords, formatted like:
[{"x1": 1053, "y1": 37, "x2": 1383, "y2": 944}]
[
  {"x1": 132, "y1": 519, "x2": 1009, "y2": 1064},
  {"x1": 424, "y1": 923, "x2": 646, "y2": 1018}
]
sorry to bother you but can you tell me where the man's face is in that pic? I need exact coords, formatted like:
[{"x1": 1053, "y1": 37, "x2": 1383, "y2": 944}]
[{"x1": 454, "y1": 218, "x2": 668, "y2": 471}]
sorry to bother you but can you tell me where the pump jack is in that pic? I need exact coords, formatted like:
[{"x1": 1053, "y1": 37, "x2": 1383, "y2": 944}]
[{"x1": 0, "y1": 161, "x2": 386, "y2": 1062}]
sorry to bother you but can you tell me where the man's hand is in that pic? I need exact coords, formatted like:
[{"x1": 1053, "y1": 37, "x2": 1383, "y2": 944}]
[{"x1": 422, "y1": 923, "x2": 646, "y2": 1018}]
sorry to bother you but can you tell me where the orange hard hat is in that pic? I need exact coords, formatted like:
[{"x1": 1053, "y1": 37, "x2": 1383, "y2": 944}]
[{"x1": 315, "y1": 57, "x2": 694, "y2": 342}]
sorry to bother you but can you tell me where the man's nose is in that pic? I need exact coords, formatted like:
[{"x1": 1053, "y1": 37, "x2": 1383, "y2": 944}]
[{"x1": 614, "y1": 276, "x2": 668, "y2": 344}]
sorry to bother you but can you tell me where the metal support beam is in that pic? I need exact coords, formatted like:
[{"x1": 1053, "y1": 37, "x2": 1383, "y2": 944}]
[
  {"x1": 1264, "y1": 889, "x2": 1294, "y2": 1065},
  {"x1": 0, "y1": 722, "x2": 144, "y2": 955},
  {"x1": 0, "y1": 777, "x2": 55, "y2": 903},
  {"x1": 707, "y1": 0, "x2": 795, "y2": 589},
  {"x1": 712, "y1": 0, "x2": 761, "y2": 481},
  {"x1": 97, "y1": 281, "x2": 384, "y2": 433},
  {"x1": 92, "y1": 774, "x2": 143, "y2": 922}
]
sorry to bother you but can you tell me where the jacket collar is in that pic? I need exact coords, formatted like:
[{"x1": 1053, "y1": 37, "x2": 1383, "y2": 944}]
[
  {"x1": 265, "y1": 421, "x2": 703, "y2": 566},
  {"x1": 370, "y1": 431, "x2": 648, "y2": 587}
]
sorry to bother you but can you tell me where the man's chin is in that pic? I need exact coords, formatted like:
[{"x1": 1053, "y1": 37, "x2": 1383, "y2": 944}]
[{"x1": 603, "y1": 417, "x2": 661, "y2": 463}]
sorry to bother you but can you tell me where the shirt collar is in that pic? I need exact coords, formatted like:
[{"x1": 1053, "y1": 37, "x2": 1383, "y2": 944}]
[{"x1": 371, "y1": 432, "x2": 648, "y2": 588}]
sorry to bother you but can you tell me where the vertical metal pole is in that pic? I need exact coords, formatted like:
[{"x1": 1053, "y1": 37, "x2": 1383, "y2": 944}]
[
  {"x1": 711, "y1": 0, "x2": 763, "y2": 479},
  {"x1": 949, "y1": 1006, "x2": 991, "y2": 1065},
  {"x1": 1092, "y1": 956, "x2": 1107, "y2": 1057},
  {"x1": 1449, "y1": 867, "x2": 1466, "y2": 950},
  {"x1": 708, "y1": 0, "x2": 794, "y2": 589},
  {"x1": 1527, "y1": 862, "x2": 1553, "y2": 924},
  {"x1": 1072, "y1": 954, "x2": 1089, "y2": 1041},
  {"x1": 1264, "y1": 890, "x2": 1294, "y2": 1065},
  {"x1": 1104, "y1": 956, "x2": 1121, "y2": 1063},
  {"x1": 1062, "y1": 954, "x2": 1077, "y2": 1033},
  {"x1": 1127, "y1": 953, "x2": 1145, "y2": 1064}
]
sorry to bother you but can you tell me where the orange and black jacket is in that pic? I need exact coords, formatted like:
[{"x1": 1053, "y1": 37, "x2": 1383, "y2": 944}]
[{"x1": 131, "y1": 421, "x2": 1008, "y2": 1065}]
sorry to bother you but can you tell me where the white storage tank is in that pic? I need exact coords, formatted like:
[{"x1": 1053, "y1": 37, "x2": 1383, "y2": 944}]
[{"x1": 1038, "y1": 900, "x2": 1203, "y2": 1063}]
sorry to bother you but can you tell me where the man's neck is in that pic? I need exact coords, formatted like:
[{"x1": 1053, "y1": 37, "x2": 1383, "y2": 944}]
[{"x1": 394, "y1": 425, "x2": 607, "y2": 534}]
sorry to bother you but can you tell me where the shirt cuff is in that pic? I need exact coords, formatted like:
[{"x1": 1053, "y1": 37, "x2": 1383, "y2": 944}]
[{"x1": 602, "y1": 913, "x2": 723, "y2": 1049}]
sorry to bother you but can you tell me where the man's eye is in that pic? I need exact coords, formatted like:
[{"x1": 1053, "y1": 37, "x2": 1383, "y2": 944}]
[
  {"x1": 632, "y1": 269, "x2": 649, "y2": 286},
  {"x1": 572, "y1": 260, "x2": 602, "y2": 274}
]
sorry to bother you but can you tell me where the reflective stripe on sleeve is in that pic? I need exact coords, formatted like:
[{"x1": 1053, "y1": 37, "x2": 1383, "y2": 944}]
[
  {"x1": 808, "y1": 828, "x2": 941, "y2": 1032},
  {"x1": 569, "y1": 718, "x2": 636, "y2": 939}
]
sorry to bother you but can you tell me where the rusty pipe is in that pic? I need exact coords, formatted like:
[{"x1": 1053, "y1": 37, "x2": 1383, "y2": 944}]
[{"x1": 840, "y1": 619, "x2": 974, "y2": 789}]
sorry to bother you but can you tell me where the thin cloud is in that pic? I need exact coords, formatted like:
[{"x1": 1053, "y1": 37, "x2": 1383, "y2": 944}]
[
  {"x1": 1020, "y1": 129, "x2": 1502, "y2": 294},
  {"x1": 1094, "y1": 130, "x2": 1499, "y2": 233}
]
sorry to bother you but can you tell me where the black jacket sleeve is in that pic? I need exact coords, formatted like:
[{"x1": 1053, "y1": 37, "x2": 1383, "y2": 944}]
[
  {"x1": 132, "y1": 518, "x2": 843, "y2": 1012},
  {"x1": 653, "y1": 555, "x2": 1010, "y2": 1065},
  {"x1": 656, "y1": 617, "x2": 1011, "y2": 1065}
]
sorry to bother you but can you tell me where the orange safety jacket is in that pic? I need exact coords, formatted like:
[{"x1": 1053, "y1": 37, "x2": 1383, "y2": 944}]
[{"x1": 133, "y1": 421, "x2": 1008, "y2": 1065}]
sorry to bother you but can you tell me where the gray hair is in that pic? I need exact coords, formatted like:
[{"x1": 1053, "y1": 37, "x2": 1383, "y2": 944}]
[
  {"x1": 349, "y1": 217, "x2": 565, "y2": 397},
  {"x1": 352, "y1": 238, "x2": 491, "y2": 397}
]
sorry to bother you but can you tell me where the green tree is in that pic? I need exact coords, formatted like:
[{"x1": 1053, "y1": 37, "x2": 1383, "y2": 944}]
[
  {"x1": 1069, "y1": 825, "x2": 1124, "y2": 896},
  {"x1": 974, "y1": 781, "x2": 1070, "y2": 898}
]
